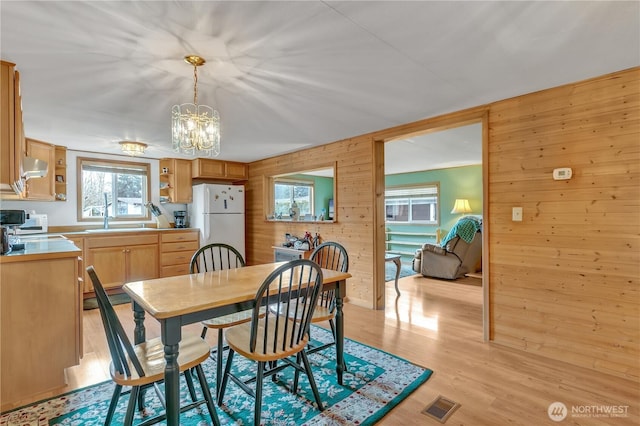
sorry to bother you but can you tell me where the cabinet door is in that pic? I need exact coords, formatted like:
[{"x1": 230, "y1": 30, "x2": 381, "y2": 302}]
[
  {"x1": 127, "y1": 244, "x2": 159, "y2": 282},
  {"x1": 225, "y1": 161, "x2": 248, "y2": 180},
  {"x1": 25, "y1": 138, "x2": 55, "y2": 200},
  {"x1": 86, "y1": 246, "x2": 127, "y2": 290},
  {"x1": 173, "y1": 159, "x2": 193, "y2": 203},
  {"x1": 192, "y1": 158, "x2": 224, "y2": 178},
  {"x1": 1, "y1": 62, "x2": 23, "y2": 196}
]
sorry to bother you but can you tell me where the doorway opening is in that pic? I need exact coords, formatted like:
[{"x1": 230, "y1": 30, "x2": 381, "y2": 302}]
[{"x1": 375, "y1": 109, "x2": 489, "y2": 341}]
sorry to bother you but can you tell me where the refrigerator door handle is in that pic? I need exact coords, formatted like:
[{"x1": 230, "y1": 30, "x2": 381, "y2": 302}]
[{"x1": 204, "y1": 187, "x2": 211, "y2": 240}]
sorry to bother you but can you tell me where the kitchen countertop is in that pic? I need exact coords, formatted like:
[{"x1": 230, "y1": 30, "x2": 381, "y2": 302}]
[
  {"x1": 53, "y1": 227, "x2": 199, "y2": 236},
  {"x1": 1, "y1": 228, "x2": 200, "y2": 262},
  {"x1": 0, "y1": 234, "x2": 80, "y2": 262}
]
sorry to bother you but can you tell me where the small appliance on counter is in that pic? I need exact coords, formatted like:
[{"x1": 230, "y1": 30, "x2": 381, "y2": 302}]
[
  {"x1": 1, "y1": 226, "x2": 11, "y2": 255},
  {"x1": 0, "y1": 209, "x2": 27, "y2": 254},
  {"x1": 173, "y1": 210, "x2": 187, "y2": 228},
  {"x1": 15, "y1": 213, "x2": 48, "y2": 235}
]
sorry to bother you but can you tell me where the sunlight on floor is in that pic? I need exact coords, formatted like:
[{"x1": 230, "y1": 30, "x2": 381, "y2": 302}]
[{"x1": 385, "y1": 294, "x2": 439, "y2": 332}]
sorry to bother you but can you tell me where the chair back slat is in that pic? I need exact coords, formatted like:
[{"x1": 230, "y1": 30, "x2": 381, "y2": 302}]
[
  {"x1": 86, "y1": 266, "x2": 146, "y2": 378},
  {"x1": 190, "y1": 243, "x2": 245, "y2": 273},
  {"x1": 249, "y1": 259, "x2": 323, "y2": 355}
]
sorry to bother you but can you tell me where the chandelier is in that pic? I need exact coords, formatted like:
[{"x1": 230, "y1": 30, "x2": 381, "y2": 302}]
[{"x1": 172, "y1": 55, "x2": 220, "y2": 157}]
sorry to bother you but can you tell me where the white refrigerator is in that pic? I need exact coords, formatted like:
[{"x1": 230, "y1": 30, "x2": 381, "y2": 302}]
[{"x1": 191, "y1": 184, "x2": 245, "y2": 260}]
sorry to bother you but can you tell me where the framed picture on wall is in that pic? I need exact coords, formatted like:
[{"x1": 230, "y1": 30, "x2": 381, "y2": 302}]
[{"x1": 55, "y1": 175, "x2": 64, "y2": 183}]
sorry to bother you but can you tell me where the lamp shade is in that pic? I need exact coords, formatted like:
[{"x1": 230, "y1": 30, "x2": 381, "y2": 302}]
[{"x1": 451, "y1": 199, "x2": 472, "y2": 214}]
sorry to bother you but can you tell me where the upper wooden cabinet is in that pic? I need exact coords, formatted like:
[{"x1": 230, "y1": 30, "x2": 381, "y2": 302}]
[
  {"x1": 0, "y1": 61, "x2": 25, "y2": 197},
  {"x1": 160, "y1": 158, "x2": 192, "y2": 203},
  {"x1": 24, "y1": 138, "x2": 55, "y2": 200},
  {"x1": 191, "y1": 158, "x2": 248, "y2": 181}
]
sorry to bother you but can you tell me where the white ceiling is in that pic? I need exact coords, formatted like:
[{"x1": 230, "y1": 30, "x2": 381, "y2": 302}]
[{"x1": 1, "y1": 1, "x2": 638, "y2": 173}]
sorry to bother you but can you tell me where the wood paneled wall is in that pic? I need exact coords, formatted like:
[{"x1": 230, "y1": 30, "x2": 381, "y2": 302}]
[
  {"x1": 246, "y1": 137, "x2": 381, "y2": 308},
  {"x1": 487, "y1": 67, "x2": 639, "y2": 381},
  {"x1": 246, "y1": 66, "x2": 639, "y2": 380}
]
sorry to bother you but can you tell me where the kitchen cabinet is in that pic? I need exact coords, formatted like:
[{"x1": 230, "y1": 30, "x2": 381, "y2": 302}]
[
  {"x1": 160, "y1": 230, "x2": 199, "y2": 277},
  {"x1": 160, "y1": 158, "x2": 192, "y2": 203},
  {"x1": 24, "y1": 138, "x2": 55, "y2": 200},
  {"x1": 0, "y1": 60, "x2": 25, "y2": 197},
  {"x1": 64, "y1": 234, "x2": 85, "y2": 356},
  {"x1": 84, "y1": 234, "x2": 158, "y2": 293},
  {"x1": 191, "y1": 158, "x2": 248, "y2": 181},
  {"x1": 0, "y1": 244, "x2": 80, "y2": 409}
]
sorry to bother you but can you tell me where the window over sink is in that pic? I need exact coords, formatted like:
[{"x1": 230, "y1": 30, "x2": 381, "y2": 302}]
[{"x1": 77, "y1": 157, "x2": 151, "y2": 222}]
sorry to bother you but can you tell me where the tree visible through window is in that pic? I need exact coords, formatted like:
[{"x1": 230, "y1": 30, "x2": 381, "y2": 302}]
[
  {"x1": 385, "y1": 184, "x2": 439, "y2": 224},
  {"x1": 78, "y1": 158, "x2": 150, "y2": 221}
]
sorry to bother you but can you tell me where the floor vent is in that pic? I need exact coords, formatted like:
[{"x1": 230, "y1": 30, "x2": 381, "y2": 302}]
[{"x1": 421, "y1": 395, "x2": 460, "y2": 423}]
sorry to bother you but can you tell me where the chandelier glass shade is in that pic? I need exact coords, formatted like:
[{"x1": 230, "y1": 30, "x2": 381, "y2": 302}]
[
  {"x1": 119, "y1": 141, "x2": 147, "y2": 156},
  {"x1": 172, "y1": 55, "x2": 220, "y2": 157}
]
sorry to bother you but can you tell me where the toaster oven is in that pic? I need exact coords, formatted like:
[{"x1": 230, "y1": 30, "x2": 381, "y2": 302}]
[{"x1": 15, "y1": 213, "x2": 48, "y2": 235}]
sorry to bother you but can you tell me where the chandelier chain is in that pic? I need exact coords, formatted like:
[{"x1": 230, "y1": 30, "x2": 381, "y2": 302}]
[{"x1": 193, "y1": 64, "x2": 198, "y2": 106}]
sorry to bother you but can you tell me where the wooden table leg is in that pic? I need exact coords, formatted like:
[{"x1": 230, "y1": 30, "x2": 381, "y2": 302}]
[
  {"x1": 335, "y1": 279, "x2": 345, "y2": 385},
  {"x1": 132, "y1": 301, "x2": 146, "y2": 344},
  {"x1": 162, "y1": 319, "x2": 182, "y2": 426}
]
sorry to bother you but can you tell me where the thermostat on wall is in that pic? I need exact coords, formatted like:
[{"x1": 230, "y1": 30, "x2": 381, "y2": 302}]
[{"x1": 553, "y1": 167, "x2": 572, "y2": 180}]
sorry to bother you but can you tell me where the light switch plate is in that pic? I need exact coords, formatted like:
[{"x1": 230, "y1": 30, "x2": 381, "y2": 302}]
[{"x1": 512, "y1": 207, "x2": 523, "y2": 222}]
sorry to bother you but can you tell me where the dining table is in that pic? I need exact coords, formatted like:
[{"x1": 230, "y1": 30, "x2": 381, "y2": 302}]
[{"x1": 122, "y1": 262, "x2": 351, "y2": 426}]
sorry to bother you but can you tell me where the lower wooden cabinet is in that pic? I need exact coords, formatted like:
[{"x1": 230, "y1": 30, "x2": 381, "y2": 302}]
[
  {"x1": 0, "y1": 254, "x2": 80, "y2": 409},
  {"x1": 160, "y1": 230, "x2": 199, "y2": 277},
  {"x1": 84, "y1": 234, "x2": 159, "y2": 292}
]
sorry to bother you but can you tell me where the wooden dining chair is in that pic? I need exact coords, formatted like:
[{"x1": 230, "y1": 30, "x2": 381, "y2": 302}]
[
  {"x1": 306, "y1": 241, "x2": 349, "y2": 351},
  {"x1": 281, "y1": 241, "x2": 349, "y2": 392},
  {"x1": 217, "y1": 259, "x2": 326, "y2": 425},
  {"x1": 86, "y1": 266, "x2": 220, "y2": 426},
  {"x1": 189, "y1": 242, "x2": 246, "y2": 273},
  {"x1": 189, "y1": 242, "x2": 253, "y2": 398}
]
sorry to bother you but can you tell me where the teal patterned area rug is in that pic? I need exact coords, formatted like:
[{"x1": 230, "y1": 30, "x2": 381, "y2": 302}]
[{"x1": 1, "y1": 326, "x2": 432, "y2": 425}]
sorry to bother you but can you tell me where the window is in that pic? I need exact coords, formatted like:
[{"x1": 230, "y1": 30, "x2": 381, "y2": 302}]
[
  {"x1": 385, "y1": 184, "x2": 439, "y2": 224},
  {"x1": 274, "y1": 179, "x2": 314, "y2": 218},
  {"x1": 77, "y1": 157, "x2": 151, "y2": 222}
]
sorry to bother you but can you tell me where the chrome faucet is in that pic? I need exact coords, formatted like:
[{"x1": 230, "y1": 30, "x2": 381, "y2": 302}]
[{"x1": 103, "y1": 192, "x2": 109, "y2": 229}]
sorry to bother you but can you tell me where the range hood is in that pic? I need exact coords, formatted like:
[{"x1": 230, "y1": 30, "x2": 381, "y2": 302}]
[
  {"x1": 8, "y1": 157, "x2": 49, "y2": 196},
  {"x1": 21, "y1": 156, "x2": 48, "y2": 179}
]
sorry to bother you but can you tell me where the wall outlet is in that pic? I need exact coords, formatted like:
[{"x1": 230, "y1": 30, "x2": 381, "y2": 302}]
[{"x1": 512, "y1": 207, "x2": 523, "y2": 222}]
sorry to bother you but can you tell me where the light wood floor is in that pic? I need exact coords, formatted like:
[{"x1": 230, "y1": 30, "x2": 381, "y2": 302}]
[{"x1": 8, "y1": 275, "x2": 639, "y2": 425}]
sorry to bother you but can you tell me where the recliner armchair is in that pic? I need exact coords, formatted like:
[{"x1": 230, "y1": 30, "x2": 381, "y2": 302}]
[{"x1": 412, "y1": 216, "x2": 482, "y2": 280}]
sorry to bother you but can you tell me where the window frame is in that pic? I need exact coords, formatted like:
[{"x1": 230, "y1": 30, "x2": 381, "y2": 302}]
[
  {"x1": 76, "y1": 157, "x2": 151, "y2": 223},
  {"x1": 385, "y1": 182, "x2": 440, "y2": 225}
]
